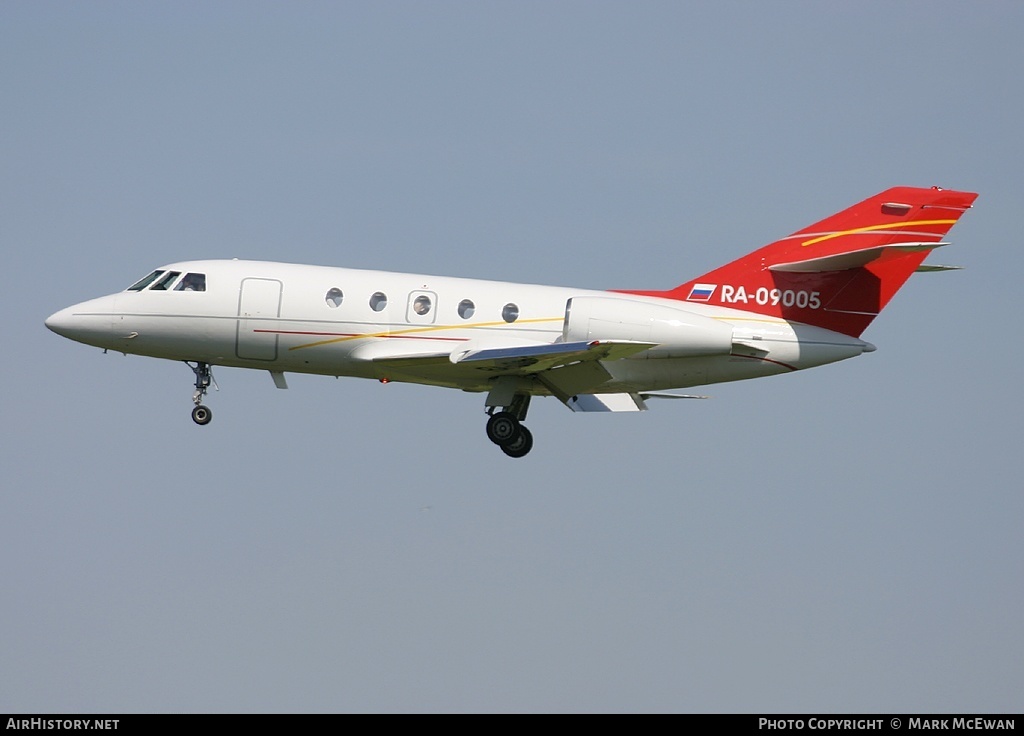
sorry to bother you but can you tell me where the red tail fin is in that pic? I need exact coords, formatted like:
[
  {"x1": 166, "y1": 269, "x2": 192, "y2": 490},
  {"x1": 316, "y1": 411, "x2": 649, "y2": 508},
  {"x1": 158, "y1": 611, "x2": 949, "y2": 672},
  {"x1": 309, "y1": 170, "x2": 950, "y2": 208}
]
[{"x1": 621, "y1": 186, "x2": 977, "y2": 337}]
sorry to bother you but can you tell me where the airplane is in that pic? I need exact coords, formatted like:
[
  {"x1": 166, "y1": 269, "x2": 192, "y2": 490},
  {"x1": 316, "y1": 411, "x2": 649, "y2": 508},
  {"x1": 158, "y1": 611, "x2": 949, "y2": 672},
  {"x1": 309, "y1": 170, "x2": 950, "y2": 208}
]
[{"x1": 45, "y1": 185, "x2": 977, "y2": 458}]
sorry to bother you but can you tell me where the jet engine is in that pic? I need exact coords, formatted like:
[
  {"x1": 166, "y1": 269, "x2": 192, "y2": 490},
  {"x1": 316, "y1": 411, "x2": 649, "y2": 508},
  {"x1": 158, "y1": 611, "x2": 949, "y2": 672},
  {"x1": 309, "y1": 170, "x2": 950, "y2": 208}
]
[{"x1": 563, "y1": 296, "x2": 733, "y2": 358}]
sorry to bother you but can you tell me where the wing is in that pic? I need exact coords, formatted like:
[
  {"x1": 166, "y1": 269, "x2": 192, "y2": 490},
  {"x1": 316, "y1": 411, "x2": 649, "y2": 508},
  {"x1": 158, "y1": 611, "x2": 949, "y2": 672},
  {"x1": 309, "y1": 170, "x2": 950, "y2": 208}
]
[
  {"x1": 366, "y1": 339, "x2": 655, "y2": 401},
  {"x1": 451, "y1": 339, "x2": 653, "y2": 371}
]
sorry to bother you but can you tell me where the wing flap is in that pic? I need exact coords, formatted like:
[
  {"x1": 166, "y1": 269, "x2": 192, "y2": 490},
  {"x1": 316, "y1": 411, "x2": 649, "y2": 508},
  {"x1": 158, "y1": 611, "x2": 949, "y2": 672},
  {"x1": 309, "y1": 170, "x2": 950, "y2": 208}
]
[
  {"x1": 566, "y1": 393, "x2": 647, "y2": 412},
  {"x1": 640, "y1": 392, "x2": 710, "y2": 400},
  {"x1": 565, "y1": 390, "x2": 710, "y2": 413}
]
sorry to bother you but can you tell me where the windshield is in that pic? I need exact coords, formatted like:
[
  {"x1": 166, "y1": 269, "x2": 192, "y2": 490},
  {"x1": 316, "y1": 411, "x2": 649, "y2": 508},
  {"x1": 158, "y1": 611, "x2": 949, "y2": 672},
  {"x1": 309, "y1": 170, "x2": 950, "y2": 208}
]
[
  {"x1": 127, "y1": 270, "x2": 164, "y2": 291},
  {"x1": 126, "y1": 269, "x2": 207, "y2": 292},
  {"x1": 150, "y1": 271, "x2": 181, "y2": 290}
]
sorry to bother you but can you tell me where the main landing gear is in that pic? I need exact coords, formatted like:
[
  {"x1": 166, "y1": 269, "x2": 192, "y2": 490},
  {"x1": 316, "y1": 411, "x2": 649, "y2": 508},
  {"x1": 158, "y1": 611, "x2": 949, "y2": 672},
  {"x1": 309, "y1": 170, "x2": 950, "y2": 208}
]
[
  {"x1": 187, "y1": 361, "x2": 215, "y2": 425},
  {"x1": 485, "y1": 394, "x2": 533, "y2": 458}
]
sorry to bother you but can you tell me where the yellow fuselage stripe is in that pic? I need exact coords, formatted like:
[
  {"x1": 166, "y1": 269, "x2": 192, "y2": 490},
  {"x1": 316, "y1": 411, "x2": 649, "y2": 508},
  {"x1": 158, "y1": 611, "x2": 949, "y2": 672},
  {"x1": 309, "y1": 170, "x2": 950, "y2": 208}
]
[{"x1": 288, "y1": 317, "x2": 562, "y2": 351}]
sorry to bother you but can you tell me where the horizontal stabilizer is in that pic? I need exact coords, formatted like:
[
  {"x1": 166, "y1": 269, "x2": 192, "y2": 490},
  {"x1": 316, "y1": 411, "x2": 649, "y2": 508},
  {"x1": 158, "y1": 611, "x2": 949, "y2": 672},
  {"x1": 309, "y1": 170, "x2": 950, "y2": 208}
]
[
  {"x1": 915, "y1": 264, "x2": 963, "y2": 273},
  {"x1": 769, "y1": 242, "x2": 950, "y2": 273}
]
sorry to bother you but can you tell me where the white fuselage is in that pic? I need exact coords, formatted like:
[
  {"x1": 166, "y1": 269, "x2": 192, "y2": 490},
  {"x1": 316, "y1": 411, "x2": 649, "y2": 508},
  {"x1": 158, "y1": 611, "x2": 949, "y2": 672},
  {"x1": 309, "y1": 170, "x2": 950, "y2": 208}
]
[{"x1": 45, "y1": 259, "x2": 872, "y2": 396}]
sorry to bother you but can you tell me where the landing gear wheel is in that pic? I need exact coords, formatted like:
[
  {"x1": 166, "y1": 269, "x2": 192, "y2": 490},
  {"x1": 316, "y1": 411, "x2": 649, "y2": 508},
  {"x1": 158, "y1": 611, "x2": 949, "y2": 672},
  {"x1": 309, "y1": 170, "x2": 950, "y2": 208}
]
[
  {"x1": 486, "y1": 411, "x2": 521, "y2": 446},
  {"x1": 191, "y1": 405, "x2": 213, "y2": 426},
  {"x1": 185, "y1": 362, "x2": 217, "y2": 425},
  {"x1": 500, "y1": 426, "x2": 533, "y2": 458}
]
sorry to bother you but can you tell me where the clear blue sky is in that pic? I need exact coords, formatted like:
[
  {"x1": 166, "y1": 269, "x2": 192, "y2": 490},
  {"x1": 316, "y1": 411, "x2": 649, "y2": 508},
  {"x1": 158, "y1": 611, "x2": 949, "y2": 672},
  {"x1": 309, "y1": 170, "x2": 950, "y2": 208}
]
[{"x1": 2, "y1": 1, "x2": 1021, "y2": 712}]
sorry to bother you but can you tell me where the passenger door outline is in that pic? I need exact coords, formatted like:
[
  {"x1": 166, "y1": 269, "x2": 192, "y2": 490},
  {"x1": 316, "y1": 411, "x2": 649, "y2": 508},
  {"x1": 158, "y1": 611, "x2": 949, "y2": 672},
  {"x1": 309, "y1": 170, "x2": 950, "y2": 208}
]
[{"x1": 236, "y1": 278, "x2": 283, "y2": 361}]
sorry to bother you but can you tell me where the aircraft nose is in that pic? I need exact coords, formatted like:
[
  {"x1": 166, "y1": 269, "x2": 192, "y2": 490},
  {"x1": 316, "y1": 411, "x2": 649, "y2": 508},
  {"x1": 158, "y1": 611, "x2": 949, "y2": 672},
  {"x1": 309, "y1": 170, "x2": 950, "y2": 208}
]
[
  {"x1": 45, "y1": 296, "x2": 118, "y2": 348},
  {"x1": 45, "y1": 306, "x2": 78, "y2": 338}
]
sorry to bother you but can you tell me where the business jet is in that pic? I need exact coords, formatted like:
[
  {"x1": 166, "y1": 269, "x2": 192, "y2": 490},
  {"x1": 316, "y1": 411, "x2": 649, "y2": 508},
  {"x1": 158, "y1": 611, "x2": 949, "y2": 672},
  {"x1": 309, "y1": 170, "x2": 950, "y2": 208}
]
[{"x1": 45, "y1": 186, "x2": 976, "y2": 458}]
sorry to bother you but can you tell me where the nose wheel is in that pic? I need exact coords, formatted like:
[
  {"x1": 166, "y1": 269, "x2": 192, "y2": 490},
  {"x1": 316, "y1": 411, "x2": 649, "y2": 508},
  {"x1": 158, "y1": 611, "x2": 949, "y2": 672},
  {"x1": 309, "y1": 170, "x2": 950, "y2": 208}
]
[
  {"x1": 186, "y1": 361, "x2": 216, "y2": 425},
  {"x1": 191, "y1": 404, "x2": 213, "y2": 425}
]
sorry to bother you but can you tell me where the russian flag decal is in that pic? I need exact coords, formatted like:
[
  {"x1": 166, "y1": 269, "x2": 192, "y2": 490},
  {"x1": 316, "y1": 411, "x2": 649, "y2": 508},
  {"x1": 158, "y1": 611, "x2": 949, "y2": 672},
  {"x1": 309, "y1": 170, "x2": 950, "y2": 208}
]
[{"x1": 686, "y1": 283, "x2": 717, "y2": 302}]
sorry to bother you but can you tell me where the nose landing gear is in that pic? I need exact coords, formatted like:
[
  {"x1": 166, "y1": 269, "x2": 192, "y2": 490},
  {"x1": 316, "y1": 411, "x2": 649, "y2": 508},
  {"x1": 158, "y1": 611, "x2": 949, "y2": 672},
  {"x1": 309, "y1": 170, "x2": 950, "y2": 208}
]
[{"x1": 187, "y1": 361, "x2": 215, "y2": 425}]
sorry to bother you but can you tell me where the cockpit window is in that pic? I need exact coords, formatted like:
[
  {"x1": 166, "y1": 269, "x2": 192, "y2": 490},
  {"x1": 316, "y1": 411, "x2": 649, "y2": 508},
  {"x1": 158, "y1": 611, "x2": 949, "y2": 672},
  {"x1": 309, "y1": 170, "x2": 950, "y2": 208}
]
[
  {"x1": 127, "y1": 270, "x2": 164, "y2": 291},
  {"x1": 174, "y1": 273, "x2": 206, "y2": 292},
  {"x1": 150, "y1": 271, "x2": 182, "y2": 290},
  {"x1": 126, "y1": 269, "x2": 205, "y2": 292}
]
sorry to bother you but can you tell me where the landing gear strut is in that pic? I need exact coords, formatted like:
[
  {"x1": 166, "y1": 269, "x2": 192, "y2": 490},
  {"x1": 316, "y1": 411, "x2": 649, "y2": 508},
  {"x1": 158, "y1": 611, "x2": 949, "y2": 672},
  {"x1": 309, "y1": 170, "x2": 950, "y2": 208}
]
[
  {"x1": 485, "y1": 394, "x2": 534, "y2": 458},
  {"x1": 187, "y1": 361, "x2": 215, "y2": 425}
]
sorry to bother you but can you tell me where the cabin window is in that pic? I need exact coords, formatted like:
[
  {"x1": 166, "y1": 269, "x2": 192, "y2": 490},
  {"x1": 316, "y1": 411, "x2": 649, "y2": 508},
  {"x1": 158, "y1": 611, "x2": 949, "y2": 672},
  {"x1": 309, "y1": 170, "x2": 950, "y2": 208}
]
[
  {"x1": 369, "y1": 292, "x2": 388, "y2": 312},
  {"x1": 458, "y1": 299, "x2": 475, "y2": 319},
  {"x1": 412, "y1": 295, "x2": 431, "y2": 315},
  {"x1": 325, "y1": 288, "x2": 344, "y2": 308},
  {"x1": 502, "y1": 303, "x2": 519, "y2": 323},
  {"x1": 127, "y1": 270, "x2": 164, "y2": 291},
  {"x1": 150, "y1": 271, "x2": 182, "y2": 290},
  {"x1": 175, "y1": 273, "x2": 206, "y2": 292}
]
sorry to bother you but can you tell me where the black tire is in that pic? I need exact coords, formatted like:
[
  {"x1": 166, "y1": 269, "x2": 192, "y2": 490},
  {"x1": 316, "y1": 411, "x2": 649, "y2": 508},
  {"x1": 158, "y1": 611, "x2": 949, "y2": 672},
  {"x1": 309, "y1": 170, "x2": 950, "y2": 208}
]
[
  {"x1": 501, "y1": 426, "x2": 533, "y2": 458},
  {"x1": 486, "y1": 411, "x2": 521, "y2": 446},
  {"x1": 191, "y1": 405, "x2": 213, "y2": 426}
]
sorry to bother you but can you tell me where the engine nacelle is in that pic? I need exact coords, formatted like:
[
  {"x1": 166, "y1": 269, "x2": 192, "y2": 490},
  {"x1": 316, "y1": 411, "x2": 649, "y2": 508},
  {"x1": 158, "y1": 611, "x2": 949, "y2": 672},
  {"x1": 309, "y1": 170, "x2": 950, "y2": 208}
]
[{"x1": 563, "y1": 296, "x2": 733, "y2": 358}]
